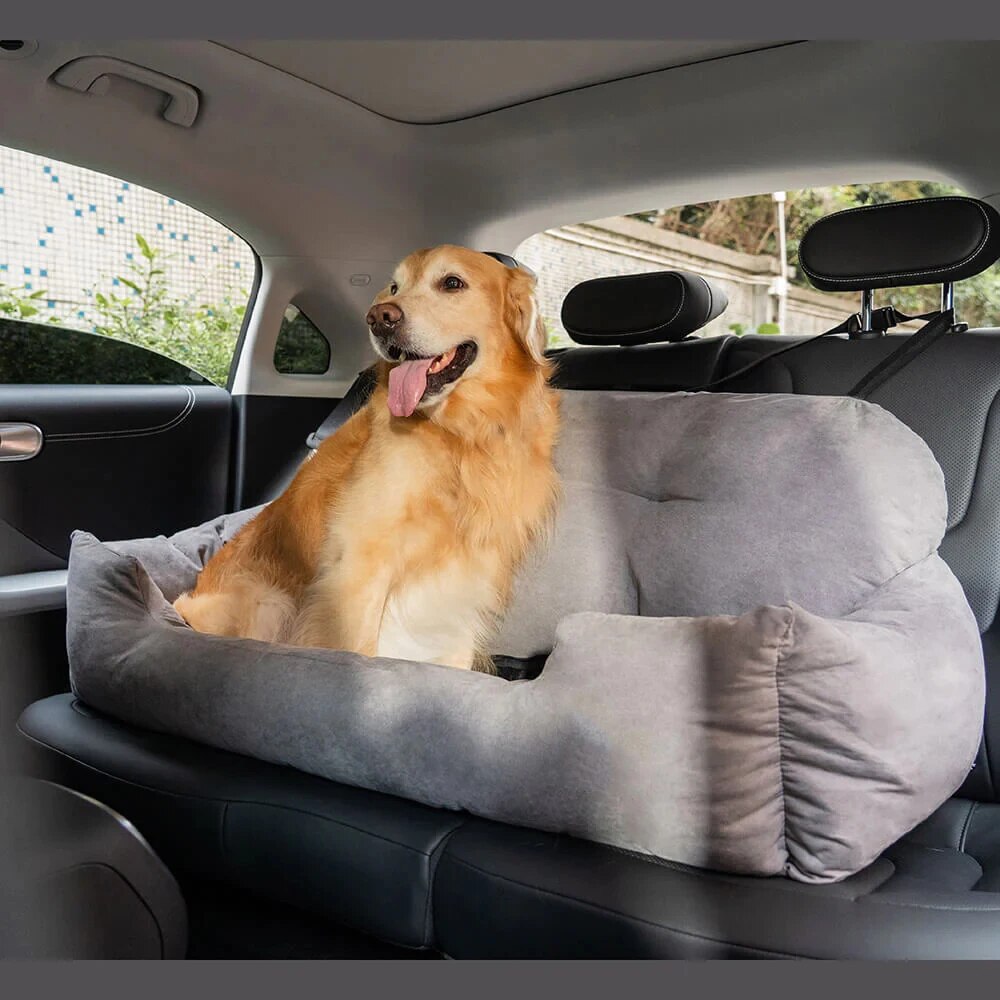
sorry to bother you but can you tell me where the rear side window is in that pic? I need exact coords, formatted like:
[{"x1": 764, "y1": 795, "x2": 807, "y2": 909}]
[
  {"x1": 0, "y1": 320, "x2": 211, "y2": 385},
  {"x1": 516, "y1": 180, "x2": 997, "y2": 347},
  {"x1": 0, "y1": 143, "x2": 256, "y2": 385},
  {"x1": 273, "y1": 305, "x2": 331, "y2": 375}
]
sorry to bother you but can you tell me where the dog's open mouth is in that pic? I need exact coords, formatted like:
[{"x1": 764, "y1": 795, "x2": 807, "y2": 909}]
[{"x1": 386, "y1": 341, "x2": 478, "y2": 417}]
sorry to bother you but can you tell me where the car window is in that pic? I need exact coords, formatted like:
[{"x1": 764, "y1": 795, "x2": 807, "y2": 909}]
[
  {"x1": 273, "y1": 305, "x2": 331, "y2": 375},
  {"x1": 515, "y1": 181, "x2": 998, "y2": 348},
  {"x1": 0, "y1": 143, "x2": 256, "y2": 385}
]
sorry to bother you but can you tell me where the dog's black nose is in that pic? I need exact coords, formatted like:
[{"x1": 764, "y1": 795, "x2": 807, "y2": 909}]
[{"x1": 366, "y1": 302, "x2": 403, "y2": 330}]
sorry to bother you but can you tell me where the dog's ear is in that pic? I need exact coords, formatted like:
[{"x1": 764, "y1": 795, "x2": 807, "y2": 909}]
[{"x1": 505, "y1": 269, "x2": 547, "y2": 365}]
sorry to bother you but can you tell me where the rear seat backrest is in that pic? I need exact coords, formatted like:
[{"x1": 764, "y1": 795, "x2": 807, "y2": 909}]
[
  {"x1": 553, "y1": 195, "x2": 1000, "y2": 801},
  {"x1": 551, "y1": 267, "x2": 734, "y2": 391}
]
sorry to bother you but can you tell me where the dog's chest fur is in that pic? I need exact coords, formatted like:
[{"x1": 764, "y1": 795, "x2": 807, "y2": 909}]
[{"x1": 322, "y1": 418, "x2": 523, "y2": 668}]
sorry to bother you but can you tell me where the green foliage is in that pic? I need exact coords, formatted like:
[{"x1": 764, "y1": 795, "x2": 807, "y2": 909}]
[
  {"x1": 0, "y1": 320, "x2": 211, "y2": 385},
  {"x1": 634, "y1": 181, "x2": 1000, "y2": 328},
  {"x1": 0, "y1": 282, "x2": 48, "y2": 321},
  {"x1": 88, "y1": 234, "x2": 247, "y2": 386},
  {"x1": 274, "y1": 307, "x2": 331, "y2": 374},
  {"x1": 729, "y1": 321, "x2": 781, "y2": 336}
]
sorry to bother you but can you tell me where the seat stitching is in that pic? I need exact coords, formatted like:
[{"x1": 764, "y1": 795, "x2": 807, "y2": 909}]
[
  {"x1": 799, "y1": 198, "x2": 991, "y2": 285},
  {"x1": 46, "y1": 386, "x2": 196, "y2": 442},
  {"x1": 567, "y1": 272, "x2": 686, "y2": 340},
  {"x1": 439, "y1": 854, "x2": 805, "y2": 959},
  {"x1": 17, "y1": 722, "x2": 453, "y2": 858},
  {"x1": 774, "y1": 607, "x2": 794, "y2": 873}
]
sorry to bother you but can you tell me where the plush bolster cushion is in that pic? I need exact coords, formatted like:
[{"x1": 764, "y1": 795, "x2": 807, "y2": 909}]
[{"x1": 64, "y1": 391, "x2": 986, "y2": 882}]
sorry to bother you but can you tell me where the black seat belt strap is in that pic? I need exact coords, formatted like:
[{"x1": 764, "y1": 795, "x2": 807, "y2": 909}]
[
  {"x1": 846, "y1": 308, "x2": 955, "y2": 400},
  {"x1": 688, "y1": 315, "x2": 854, "y2": 392},
  {"x1": 682, "y1": 305, "x2": 946, "y2": 395},
  {"x1": 305, "y1": 365, "x2": 378, "y2": 451}
]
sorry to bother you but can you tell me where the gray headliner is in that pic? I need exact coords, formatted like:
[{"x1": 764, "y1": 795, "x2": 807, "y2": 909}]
[
  {"x1": 212, "y1": 40, "x2": 778, "y2": 123},
  {"x1": 1, "y1": 39, "x2": 998, "y2": 392}
]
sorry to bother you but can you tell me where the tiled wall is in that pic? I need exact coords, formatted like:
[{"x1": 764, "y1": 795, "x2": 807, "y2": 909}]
[{"x1": 0, "y1": 144, "x2": 255, "y2": 330}]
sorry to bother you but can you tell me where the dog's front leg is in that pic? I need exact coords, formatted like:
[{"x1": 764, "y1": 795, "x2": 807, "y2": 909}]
[{"x1": 291, "y1": 564, "x2": 391, "y2": 657}]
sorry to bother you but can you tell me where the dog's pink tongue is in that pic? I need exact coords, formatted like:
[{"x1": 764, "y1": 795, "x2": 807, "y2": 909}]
[{"x1": 388, "y1": 357, "x2": 435, "y2": 417}]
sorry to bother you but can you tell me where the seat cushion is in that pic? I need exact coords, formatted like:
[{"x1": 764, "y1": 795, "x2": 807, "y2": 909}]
[
  {"x1": 17, "y1": 694, "x2": 463, "y2": 950},
  {"x1": 432, "y1": 804, "x2": 1000, "y2": 959},
  {"x1": 21, "y1": 693, "x2": 1000, "y2": 959}
]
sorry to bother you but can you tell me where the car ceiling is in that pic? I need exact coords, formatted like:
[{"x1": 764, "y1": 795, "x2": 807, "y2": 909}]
[
  {"x1": 3, "y1": 40, "x2": 999, "y2": 262},
  {"x1": 2, "y1": 39, "x2": 999, "y2": 388},
  {"x1": 210, "y1": 40, "x2": 778, "y2": 123}
]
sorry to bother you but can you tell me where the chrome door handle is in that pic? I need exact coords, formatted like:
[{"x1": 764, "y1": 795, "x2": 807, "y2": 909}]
[{"x1": 0, "y1": 423, "x2": 43, "y2": 461}]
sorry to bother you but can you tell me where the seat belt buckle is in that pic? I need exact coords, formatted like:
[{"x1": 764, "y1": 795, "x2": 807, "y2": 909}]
[
  {"x1": 847, "y1": 306, "x2": 899, "y2": 339},
  {"x1": 846, "y1": 312, "x2": 864, "y2": 336},
  {"x1": 873, "y1": 306, "x2": 900, "y2": 332}
]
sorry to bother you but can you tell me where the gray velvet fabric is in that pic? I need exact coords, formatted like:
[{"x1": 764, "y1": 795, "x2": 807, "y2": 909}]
[
  {"x1": 64, "y1": 390, "x2": 985, "y2": 882},
  {"x1": 496, "y1": 391, "x2": 947, "y2": 656}
]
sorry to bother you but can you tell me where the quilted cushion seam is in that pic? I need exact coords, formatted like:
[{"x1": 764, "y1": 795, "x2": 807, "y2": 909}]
[{"x1": 774, "y1": 606, "x2": 794, "y2": 875}]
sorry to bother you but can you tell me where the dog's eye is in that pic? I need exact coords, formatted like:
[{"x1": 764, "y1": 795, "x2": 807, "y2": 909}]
[
  {"x1": 389, "y1": 282, "x2": 398, "y2": 295},
  {"x1": 442, "y1": 275, "x2": 465, "y2": 291}
]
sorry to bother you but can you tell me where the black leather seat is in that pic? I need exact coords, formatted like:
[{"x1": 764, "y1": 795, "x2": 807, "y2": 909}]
[
  {"x1": 433, "y1": 802, "x2": 1000, "y2": 959},
  {"x1": 18, "y1": 199, "x2": 1000, "y2": 958},
  {"x1": 17, "y1": 697, "x2": 461, "y2": 951},
  {"x1": 0, "y1": 776, "x2": 187, "y2": 958}
]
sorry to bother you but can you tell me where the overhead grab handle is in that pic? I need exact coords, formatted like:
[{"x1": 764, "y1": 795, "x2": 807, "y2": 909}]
[{"x1": 51, "y1": 56, "x2": 200, "y2": 127}]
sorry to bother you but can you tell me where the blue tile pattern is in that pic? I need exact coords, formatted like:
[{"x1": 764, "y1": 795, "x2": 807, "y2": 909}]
[{"x1": 0, "y1": 145, "x2": 254, "y2": 331}]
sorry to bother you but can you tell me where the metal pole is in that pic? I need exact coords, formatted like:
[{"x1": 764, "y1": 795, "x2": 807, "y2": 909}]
[
  {"x1": 773, "y1": 191, "x2": 788, "y2": 334},
  {"x1": 861, "y1": 289, "x2": 874, "y2": 333},
  {"x1": 941, "y1": 281, "x2": 955, "y2": 314}
]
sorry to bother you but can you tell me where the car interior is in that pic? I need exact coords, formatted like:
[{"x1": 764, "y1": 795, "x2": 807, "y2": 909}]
[{"x1": 4, "y1": 39, "x2": 1000, "y2": 960}]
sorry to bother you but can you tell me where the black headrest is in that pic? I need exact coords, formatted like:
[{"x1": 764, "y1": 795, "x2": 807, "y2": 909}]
[
  {"x1": 799, "y1": 196, "x2": 1000, "y2": 293},
  {"x1": 560, "y1": 270, "x2": 728, "y2": 346}
]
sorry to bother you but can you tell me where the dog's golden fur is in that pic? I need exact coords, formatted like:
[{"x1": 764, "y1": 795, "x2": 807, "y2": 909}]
[{"x1": 173, "y1": 246, "x2": 560, "y2": 671}]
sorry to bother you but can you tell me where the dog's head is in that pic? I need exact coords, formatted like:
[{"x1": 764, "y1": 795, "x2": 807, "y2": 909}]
[{"x1": 366, "y1": 245, "x2": 547, "y2": 418}]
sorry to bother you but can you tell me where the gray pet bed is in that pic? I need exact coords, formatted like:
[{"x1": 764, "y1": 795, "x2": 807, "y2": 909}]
[{"x1": 66, "y1": 390, "x2": 985, "y2": 883}]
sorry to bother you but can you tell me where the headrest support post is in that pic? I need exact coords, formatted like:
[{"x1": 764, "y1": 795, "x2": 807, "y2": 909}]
[
  {"x1": 851, "y1": 289, "x2": 883, "y2": 340},
  {"x1": 941, "y1": 281, "x2": 955, "y2": 315},
  {"x1": 861, "y1": 289, "x2": 874, "y2": 332}
]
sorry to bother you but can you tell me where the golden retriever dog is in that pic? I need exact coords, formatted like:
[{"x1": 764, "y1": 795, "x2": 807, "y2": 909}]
[{"x1": 173, "y1": 246, "x2": 561, "y2": 671}]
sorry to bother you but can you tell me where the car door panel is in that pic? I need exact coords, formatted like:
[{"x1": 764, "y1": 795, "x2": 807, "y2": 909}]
[
  {"x1": 0, "y1": 383, "x2": 232, "y2": 769},
  {"x1": 0, "y1": 384, "x2": 232, "y2": 562}
]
